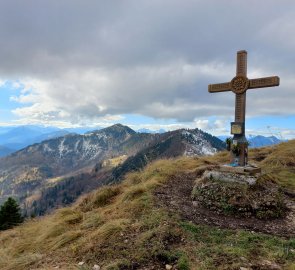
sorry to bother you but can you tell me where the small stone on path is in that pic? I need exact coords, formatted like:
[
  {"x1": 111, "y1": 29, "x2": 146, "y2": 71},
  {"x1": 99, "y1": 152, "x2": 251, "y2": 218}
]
[{"x1": 259, "y1": 260, "x2": 282, "y2": 270}]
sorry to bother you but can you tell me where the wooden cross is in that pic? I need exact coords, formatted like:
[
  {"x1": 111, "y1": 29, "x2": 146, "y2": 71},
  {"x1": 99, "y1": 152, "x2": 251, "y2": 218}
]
[{"x1": 208, "y1": 50, "x2": 280, "y2": 166}]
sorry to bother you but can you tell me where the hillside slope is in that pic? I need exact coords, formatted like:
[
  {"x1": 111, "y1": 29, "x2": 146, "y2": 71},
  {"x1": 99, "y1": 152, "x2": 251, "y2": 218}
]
[
  {"x1": 0, "y1": 140, "x2": 294, "y2": 270},
  {"x1": 111, "y1": 128, "x2": 224, "y2": 181}
]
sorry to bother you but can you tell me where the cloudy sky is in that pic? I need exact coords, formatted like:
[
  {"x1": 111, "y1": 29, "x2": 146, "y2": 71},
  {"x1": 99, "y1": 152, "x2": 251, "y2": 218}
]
[{"x1": 0, "y1": 0, "x2": 294, "y2": 138}]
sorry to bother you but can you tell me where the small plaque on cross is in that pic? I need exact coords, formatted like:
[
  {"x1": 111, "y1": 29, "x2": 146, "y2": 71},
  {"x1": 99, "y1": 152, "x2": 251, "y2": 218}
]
[{"x1": 231, "y1": 122, "x2": 243, "y2": 135}]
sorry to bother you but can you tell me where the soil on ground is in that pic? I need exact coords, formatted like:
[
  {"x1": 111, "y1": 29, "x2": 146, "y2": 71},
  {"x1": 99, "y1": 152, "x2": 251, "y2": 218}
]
[{"x1": 154, "y1": 167, "x2": 295, "y2": 238}]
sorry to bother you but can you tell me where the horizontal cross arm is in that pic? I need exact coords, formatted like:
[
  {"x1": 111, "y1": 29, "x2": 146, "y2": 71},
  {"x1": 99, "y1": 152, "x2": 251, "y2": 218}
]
[
  {"x1": 208, "y1": 82, "x2": 231, "y2": 93},
  {"x1": 248, "y1": 76, "x2": 280, "y2": 89}
]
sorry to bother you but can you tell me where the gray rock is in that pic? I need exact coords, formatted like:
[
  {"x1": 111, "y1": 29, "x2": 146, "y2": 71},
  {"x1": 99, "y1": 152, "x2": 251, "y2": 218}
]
[{"x1": 203, "y1": 170, "x2": 257, "y2": 185}]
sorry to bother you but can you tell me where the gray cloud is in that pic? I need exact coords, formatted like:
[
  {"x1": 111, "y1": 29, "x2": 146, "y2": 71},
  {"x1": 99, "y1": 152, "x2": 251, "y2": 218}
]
[{"x1": 0, "y1": 0, "x2": 294, "y2": 125}]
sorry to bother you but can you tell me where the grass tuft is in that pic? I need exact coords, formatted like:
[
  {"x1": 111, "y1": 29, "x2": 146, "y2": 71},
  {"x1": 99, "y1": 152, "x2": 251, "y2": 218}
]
[{"x1": 78, "y1": 186, "x2": 121, "y2": 212}]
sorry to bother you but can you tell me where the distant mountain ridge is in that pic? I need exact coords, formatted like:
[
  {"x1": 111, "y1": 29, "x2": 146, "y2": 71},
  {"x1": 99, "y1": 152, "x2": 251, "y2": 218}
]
[
  {"x1": 248, "y1": 135, "x2": 282, "y2": 148},
  {"x1": 0, "y1": 125, "x2": 103, "y2": 156},
  {"x1": 0, "y1": 126, "x2": 68, "y2": 154},
  {"x1": 112, "y1": 128, "x2": 225, "y2": 181},
  {"x1": 0, "y1": 145, "x2": 15, "y2": 157},
  {"x1": 218, "y1": 135, "x2": 283, "y2": 148}
]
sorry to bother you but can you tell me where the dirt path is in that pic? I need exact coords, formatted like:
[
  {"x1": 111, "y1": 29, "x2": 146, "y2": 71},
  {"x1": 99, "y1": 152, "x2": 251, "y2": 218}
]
[{"x1": 154, "y1": 169, "x2": 295, "y2": 238}]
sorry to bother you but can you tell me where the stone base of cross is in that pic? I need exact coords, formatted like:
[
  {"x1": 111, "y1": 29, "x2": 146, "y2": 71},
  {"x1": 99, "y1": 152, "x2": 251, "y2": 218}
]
[{"x1": 208, "y1": 50, "x2": 280, "y2": 167}]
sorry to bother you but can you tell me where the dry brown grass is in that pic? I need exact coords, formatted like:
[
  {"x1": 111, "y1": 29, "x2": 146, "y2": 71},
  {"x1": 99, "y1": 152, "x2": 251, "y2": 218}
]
[
  {"x1": 0, "y1": 157, "x2": 205, "y2": 269},
  {"x1": 253, "y1": 140, "x2": 295, "y2": 190}
]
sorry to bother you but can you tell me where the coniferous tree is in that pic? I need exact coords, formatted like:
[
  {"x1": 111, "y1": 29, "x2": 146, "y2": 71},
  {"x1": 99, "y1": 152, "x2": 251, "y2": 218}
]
[{"x1": 0, "y1": 197, "x2": 23, "y2": 230}]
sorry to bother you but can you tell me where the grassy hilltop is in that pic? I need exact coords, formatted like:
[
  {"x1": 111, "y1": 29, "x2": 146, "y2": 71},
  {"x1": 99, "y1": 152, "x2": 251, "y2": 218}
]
[{"x1": 0, "y1": 140, "x2": 294, "y2": 270}]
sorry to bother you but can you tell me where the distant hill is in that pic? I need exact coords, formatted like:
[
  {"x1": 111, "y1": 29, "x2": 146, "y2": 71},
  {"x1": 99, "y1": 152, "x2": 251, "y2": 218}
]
[
  {"x1": 33, "y1": 130, "x2": 71, "y2": 143},
  {"x1": 248, "y1": 135, "x2": 282, "y2": 148},
  {"x1": 0, "y1": 145, "x2": 15, "y2": 157}
]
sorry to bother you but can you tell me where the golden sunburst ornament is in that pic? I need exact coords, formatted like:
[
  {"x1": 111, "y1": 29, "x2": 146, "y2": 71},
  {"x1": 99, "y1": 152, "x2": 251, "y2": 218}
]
[{"x1": 230, "y1": 76, "x2": 249, "y2": 94}]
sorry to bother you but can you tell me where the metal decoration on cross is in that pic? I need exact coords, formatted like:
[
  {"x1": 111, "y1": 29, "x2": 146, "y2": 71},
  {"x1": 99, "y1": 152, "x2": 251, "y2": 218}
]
[{"x1": 208, "y1": 50, "x2": 280, "y2": 166}]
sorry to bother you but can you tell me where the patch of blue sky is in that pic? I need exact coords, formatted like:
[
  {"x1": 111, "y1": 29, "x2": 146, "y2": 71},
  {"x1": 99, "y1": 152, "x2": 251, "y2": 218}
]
[
  {"x1": 246, "y1": 115, "x2": 295, "y2": 130},
  {"x1": 0, "y1": 80, "x2": 31, "y2": 122},
  {"x1": 245, "y1": 115, "x2": 295, "y2": 139}
]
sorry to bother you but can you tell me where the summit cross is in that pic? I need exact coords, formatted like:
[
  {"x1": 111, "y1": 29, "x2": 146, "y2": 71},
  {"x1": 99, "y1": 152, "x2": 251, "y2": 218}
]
[{"x1": 208, "y1": 50, "x2": 280, "y2": 166}]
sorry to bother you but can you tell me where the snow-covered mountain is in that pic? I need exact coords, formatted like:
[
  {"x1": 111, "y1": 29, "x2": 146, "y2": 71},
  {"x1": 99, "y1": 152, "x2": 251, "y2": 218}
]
[{"x1": 181, "y1": 130, "x2": 220, "y2": 156}]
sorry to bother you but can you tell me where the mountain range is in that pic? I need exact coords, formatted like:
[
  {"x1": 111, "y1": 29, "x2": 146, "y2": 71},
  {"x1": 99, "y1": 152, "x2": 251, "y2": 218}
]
[
  {"x1": 0, "y1": 124, "x2": 282, "y2": 158},
  {"x1": 247, "y1": 135, "x2": 283, "y2": 148},
  {"x1": 0, "y1": 124, "x2": 225, "y2": 216}
]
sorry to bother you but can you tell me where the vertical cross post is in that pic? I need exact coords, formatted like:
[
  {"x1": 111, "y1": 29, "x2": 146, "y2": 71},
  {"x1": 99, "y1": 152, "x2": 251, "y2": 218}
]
[{"x1": 233, "y1": 50, "x2": 248, "y2": 166}]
